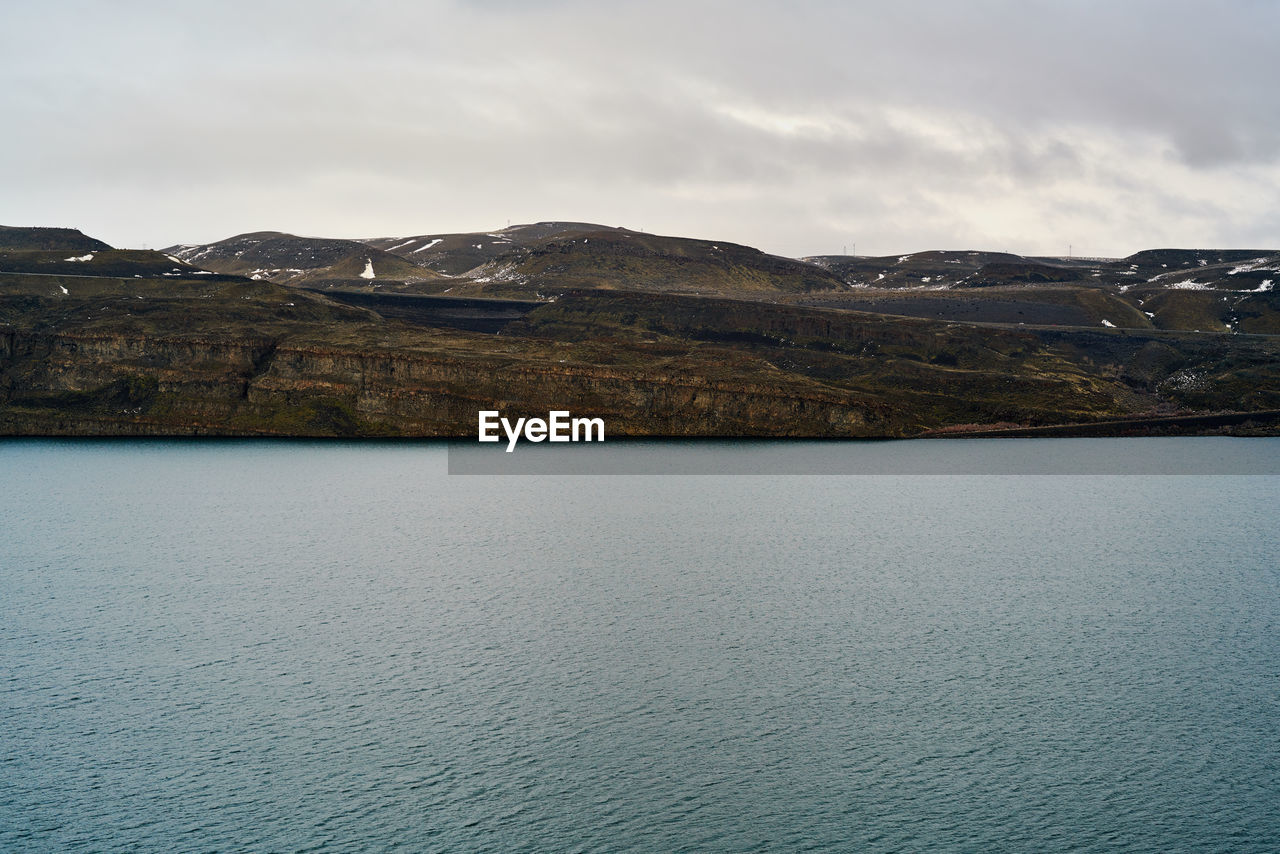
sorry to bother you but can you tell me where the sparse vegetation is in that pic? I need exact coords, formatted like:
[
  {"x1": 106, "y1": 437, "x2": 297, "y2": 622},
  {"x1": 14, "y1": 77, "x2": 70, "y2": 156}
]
[{"x1": 2, "y1": 223, "x2": 1277, "y2": 437}]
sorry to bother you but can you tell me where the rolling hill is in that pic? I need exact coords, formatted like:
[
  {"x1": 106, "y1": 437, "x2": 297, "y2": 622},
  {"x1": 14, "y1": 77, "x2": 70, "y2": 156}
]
[{"x1": 165, "y1": 231, "x2": 445, "y2": 289}]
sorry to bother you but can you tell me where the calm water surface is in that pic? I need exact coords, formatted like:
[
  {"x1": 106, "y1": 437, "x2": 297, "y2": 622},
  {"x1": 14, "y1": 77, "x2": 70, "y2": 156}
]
[{"x1": 2, "y1": 440, "x2": 1278, "y2": 852}]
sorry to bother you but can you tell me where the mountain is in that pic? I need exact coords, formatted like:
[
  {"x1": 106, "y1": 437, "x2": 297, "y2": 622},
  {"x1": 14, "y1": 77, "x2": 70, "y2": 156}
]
[
  {"x1": 804, "y1": 250, "x2": 1027, "y2": 288},
  {"x1": 361, "y1": 221, "x2": 624, "y2": 276},
  {"x1": 165, "y1": 231, "x2": 444, "y2": 289},
  {"x1": 4, "y1": 221, "x2": 1278, "y2": 438},
  {"x1": 0, "y1": 226, "x2": 231, "y2": 280},
  {"x1": 176, "y1": 222, "x2": 849, "y2": 298},
  {"x1": 362, "y1": 223, "x2": 848, "y2": 297},
  {"x1": 800, "y1": 248, "x2": 1280, "y2": 334},
  {"x1": 0, "y1": 226, "x2": 112, "y2": 252}
]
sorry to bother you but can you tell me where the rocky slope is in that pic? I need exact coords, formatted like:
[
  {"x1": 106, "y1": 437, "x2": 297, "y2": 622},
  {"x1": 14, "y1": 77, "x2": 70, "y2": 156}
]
[
  {"x1": 3, "y1": 269, "x2": 1277, "y2": 438},
  {"x1": 3, "y1": 224, "x2": 1278, "y2": 438},
  {"x1": 165, "y1": 231, "x2": 443, "y2": 289}
]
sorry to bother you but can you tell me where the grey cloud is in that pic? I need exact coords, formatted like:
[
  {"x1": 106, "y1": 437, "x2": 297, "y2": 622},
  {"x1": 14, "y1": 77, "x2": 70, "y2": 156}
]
[{"x1": 2, "y1": 0, "x2": 1277, "y2": 255}]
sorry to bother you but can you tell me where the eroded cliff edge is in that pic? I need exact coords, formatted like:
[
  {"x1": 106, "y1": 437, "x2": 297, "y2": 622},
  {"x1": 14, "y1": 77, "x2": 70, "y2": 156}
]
[{"x1": 3, "y1": 273, "x2": 1278, "y2": 437}]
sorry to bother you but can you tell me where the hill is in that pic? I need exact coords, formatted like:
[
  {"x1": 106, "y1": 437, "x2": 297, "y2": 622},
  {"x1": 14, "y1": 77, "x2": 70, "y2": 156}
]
[
  {"x1": 3, "y1": 269, "x2": 1276, "y2": 438},
  {"x1": 361, "y1": 222, "x2": 625, "y2": 276},
  {"x1": 165, "y1": 231, "x2": 445, "y2": 289},
  {"x1": 362, "y1": 225, "x2": 848, "y2": 298},
  {"x1": 801, "y1": 248, "x2": 1280, "y2": 334},
  {"x1": 0, "y1": 247, "x2": 241, "y2": 281},
  {"x1": 0, "y1": 226, "x2": 112, "y2": 252}
]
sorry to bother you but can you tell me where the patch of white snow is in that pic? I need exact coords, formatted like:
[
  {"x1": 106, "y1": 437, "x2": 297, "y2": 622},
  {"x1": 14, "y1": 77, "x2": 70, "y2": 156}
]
[
  {"x1": 1227, "y1": 257, "x2": 1279, "y2": 275},
  {"x1": 412, "y1": 239, "x2": 443, "y2": 253},
  {"x1": 360, "y1": 259, "x2": 375, "y2": 279},
  {"x1": 64, "y1": 254, "x2": 94, "y2": 262},
  {"x1": 1101, "y1": 319, "x2": 1116, "y2": 327}
]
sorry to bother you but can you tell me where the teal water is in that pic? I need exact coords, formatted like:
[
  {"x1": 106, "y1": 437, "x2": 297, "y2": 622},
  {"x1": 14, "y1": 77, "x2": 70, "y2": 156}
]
[{"x1": 2, "y1": 440, "x2": 1278, "y2": 852}]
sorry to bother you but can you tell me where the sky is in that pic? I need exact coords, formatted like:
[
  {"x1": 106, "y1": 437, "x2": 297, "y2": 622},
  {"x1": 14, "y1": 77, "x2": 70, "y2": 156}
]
[{"x1": 3, "y1": 0, "x2": 1279, "y2": 258}]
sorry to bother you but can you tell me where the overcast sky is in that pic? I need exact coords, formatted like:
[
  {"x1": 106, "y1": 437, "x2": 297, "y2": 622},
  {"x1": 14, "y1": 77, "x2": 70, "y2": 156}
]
[{"x1": 3, "y1": 0, "x2": 1278, "y2": 257}]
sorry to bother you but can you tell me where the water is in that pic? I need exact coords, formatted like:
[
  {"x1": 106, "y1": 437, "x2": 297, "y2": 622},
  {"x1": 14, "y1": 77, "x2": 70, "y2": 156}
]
[{"x1": 2, "y1": 440, "x2": 1278, "y2": 852}]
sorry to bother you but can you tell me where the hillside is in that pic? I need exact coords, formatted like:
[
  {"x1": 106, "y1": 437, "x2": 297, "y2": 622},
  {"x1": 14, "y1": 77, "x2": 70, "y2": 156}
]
[
  {"x1": 801, "y1": 248, "x2": 1280, "y2": 334},
  {"x1": 361, "y1": 225, "x2": 848, "y2": 298},
  {"x1": 165, "y1": 231, "x2": 445, "y2": 289},
  {"x1": 466, "y1": 229, "x2": 848, "y2": 297},
  {"x1": 0, "y1": 248, "x2": 232, "y2": 280},
  {"x1": 0, "y1": 226, "x2": 112, "y2": 252},
  {"x1": 3, "y1": 222, "x2": 1278, "y2": 438},
  {"x1": 361, "y1": 222, "x2": 626, "y2": 276},
  {"x1": 3, "y1": 267, "x2": 1277, "y2": 438}
]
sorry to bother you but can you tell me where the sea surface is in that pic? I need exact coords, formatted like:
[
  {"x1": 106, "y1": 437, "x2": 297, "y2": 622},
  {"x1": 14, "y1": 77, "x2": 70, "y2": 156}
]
[{"x1": 2, "y1": 439, "x2": 1278, "y2": 852}]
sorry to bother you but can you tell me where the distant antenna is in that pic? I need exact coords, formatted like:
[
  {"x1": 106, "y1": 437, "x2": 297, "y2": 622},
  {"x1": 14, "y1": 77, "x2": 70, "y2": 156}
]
[{"x1": 843, "y1": 245, "x2": 847, "y2": 256}]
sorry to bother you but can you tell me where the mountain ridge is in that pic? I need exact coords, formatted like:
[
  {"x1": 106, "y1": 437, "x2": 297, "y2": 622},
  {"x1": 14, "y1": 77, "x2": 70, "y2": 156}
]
[
  {"x1": 6, "y1": 222, "x2": 1278, "y2": 333},
  {"x1": 3, "y1": 220, "x2": 1278, "y2": 438}
]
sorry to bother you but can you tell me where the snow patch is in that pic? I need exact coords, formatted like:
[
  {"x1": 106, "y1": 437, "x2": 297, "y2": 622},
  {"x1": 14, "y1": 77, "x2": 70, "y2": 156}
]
[
  {"x1": 1227, "y1": 257, "x2": 1278, "y2": 275},
  {"x1": 360, "y1": 259, "x2": 375, "y2": 279},
  {"x1": 64, "y1": 254, "x2": 93, "y2": 262},
  {"x1": 1256, "y1": 279, "x2": 1274, "y2": 292},
  {"x1": 412, "y1": 239, "x2": 443, "y2": 253},
  {"x1": 1168, "y1": 280, "x2": 1213, "y2": 290},
  {"x1": 1101, "y1": 319, "x2": 1116, "y2": 327},
  {"x1": 387, "y1": 239, "x2": 417, "y2": 252},
  {"x1": 59, "y1": 284, "x2": 68, "y2": 294}
]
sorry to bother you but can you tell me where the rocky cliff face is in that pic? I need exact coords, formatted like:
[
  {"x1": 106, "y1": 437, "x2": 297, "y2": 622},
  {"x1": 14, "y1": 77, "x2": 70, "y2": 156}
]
[
  {"x1": 3, "y1": 272, "x2": 1278, "y2": 438},
  {"x1": 0, "y1": 327, "x2": 893, "y2": 437}
]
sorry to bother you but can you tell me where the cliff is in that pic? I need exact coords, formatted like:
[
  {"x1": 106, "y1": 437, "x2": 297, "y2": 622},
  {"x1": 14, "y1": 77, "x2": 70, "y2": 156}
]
[{"x1": 3, "y1": 272, "x2": 1278, "y2": 438}]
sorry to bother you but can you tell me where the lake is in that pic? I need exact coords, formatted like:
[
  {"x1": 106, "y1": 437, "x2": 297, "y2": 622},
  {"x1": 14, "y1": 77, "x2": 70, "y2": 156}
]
[{"x1": 2, "y1": 439, "x2": 1278, "y2": 852}]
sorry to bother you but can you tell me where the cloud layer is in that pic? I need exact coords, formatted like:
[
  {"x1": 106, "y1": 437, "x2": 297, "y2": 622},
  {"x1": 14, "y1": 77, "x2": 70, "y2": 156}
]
[{"x1": 3, "y1": 0, "x2": 1277, "y2": 256}]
